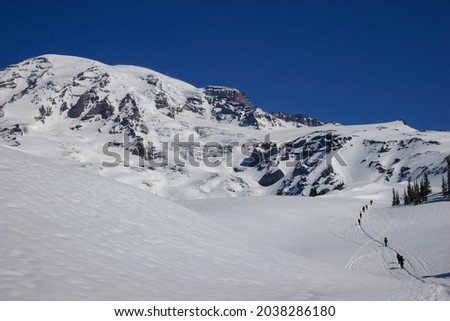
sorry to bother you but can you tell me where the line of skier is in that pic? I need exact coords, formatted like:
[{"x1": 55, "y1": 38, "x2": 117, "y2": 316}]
[
  {"x1": 357, "y1": 200, "x2": 405, "y2": 270},
  {"x1": 357, "y1": 199, "x2": 372, "y2": 226}
]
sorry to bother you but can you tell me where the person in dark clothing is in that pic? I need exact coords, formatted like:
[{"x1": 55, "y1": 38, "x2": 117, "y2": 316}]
[
  {"x1": 362, "y1": 206, "x2": 365, "y2": 213},
  {"x1": 359, "y1": 212, "x2": 362, "y2": 219},
  {"x1": 396, "y1": 252, "x2": 401, "y2": 264},
  {"x1": 399, "y1": 255, "x2": 405, "y2": 269},
  {"x1": 365, "y1": 205, "x2": 368, "y2": 210},
  {"x1": 370, "y1": 200, "x2": 373, "y2": 206},
  {"x1": 384, "y1": 237, "x2": 388, "y2": 247},
  {"x1": 358, "y1": 218, "x2": 361, "y2": 225}
]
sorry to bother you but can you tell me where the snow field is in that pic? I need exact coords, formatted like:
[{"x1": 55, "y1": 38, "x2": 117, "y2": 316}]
[
  {"x1": 182, "y1": 192, "x2": 450, "y2": 300},
  {"x1": 1, "y1": 146, "x2": 441, "y2": 300}
]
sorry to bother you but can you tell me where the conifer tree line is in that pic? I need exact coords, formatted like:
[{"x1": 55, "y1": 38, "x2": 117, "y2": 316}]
[
  {"x1": 441, "y1": 158, "x2": 450, "y2": 198},
  {"x1": 392, "y1": 173, "x2": 431, "y2": 206}
]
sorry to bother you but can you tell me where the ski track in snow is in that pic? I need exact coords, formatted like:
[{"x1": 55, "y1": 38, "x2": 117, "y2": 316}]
[
  {"x1": 183, "y1": 196, "x2": 450, "y2": 301},
  {"x1": 335, "y1": 203, "x2": 450, "y2": 300}
]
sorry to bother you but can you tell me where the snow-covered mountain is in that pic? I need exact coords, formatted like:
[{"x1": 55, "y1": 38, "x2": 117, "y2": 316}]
[
  {"x1": 1, "y1": 55, "x2": 450, "y2": 300},
  {"x1": 0, "y1": 54, "x2": 319, "y2": 129},
  {"x1": 1, "y1": 54, "x2": 449, "y2": 200}
]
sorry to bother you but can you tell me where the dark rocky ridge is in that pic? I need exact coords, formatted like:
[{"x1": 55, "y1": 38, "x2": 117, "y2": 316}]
[
  {"x1": 271, "y1": 111, "x2": 325, "y2": 127},
  {"x1": 203, "y1": 86, "x2": 322, "y2": 128}
]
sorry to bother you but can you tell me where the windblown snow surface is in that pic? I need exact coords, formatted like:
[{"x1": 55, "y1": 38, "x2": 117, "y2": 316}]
[{"x1": 1, "y1": 146, "x2": 449, "y2": 300}]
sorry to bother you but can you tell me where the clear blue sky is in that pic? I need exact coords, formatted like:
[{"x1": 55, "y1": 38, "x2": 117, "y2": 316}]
[{"x1": 1, "y1": 0, "x2": 449, "y2": 130}]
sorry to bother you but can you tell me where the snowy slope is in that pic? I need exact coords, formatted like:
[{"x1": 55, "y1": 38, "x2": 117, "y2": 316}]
[
  {"x1": 2, "y1": 118, "x2": 449, "y2": 200},
  {"x1": 0, "y1": 147, "x2": 449, "y2": 300},
  {"x1": 182, "y1": 195, "x2": 450, "y2": 300},
  {"x1": 1, "y1": 145, "x2": 434, "y2": 300}
]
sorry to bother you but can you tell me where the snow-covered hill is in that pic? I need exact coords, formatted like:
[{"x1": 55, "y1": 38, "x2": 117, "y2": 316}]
[{"x1": 1, "y1": 146, "x2": 448, "y2": 300}]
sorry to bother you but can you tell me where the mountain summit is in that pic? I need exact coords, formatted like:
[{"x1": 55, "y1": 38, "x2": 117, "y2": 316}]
[{"x1": 0, "y1": 54, "x2": 322, "y2": 129}]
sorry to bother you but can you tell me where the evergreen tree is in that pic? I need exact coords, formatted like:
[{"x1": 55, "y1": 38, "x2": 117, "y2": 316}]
[
  {"x1": 395, "y1": 190, "x2": 400, "y2": 206},
  {"x1": 413, "y1": 180, "x2": 420, "y2": 205},
  {"x1": 403, "y1": 189, "x2": 408, "y2": 205},
  {"x1": 445, "y1": 158, "x2": 450, "y2": 197},
  {"x1": 309, "y1": 187, "x2": 318, "y2": 197},
  {"x1": 419, "y1": 173, "x2": 431, "y2": 202},
  {"x1": 447, "y1": 158, "x2": 450, "y2": 196},
  {"x1": 442, "y1": 176, "x2": 448, "y2": 197},
  {"x1": 406, "y1": 179, "x2": 413, "y2": 204},
  {"x1": 423, "y1": 173, "x2": 432, "y2": 196},
  {"x1": 392, "y1": 188, "x2": 401, "y2": 206},
  {"x1": 419, "y1": 178, "x2": 426, "y2": 203}
]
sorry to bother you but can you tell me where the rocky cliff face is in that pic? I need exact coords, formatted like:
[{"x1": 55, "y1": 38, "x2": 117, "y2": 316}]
[
  {"x1": 271, "y1": 111, "x2": 325, "y2": 127},
  {"x1": 203, "y1": 86, "x2": 292, "y2": 128},
  {"x1": 204, "y1": 86, "x2": 255, "y2": 124}
]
